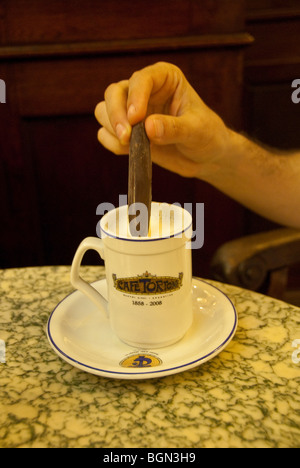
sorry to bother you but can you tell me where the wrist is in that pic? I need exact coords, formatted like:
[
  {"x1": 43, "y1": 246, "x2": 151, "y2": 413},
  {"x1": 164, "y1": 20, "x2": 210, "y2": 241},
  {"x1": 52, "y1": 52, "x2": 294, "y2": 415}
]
[{"x1": 196, "y1": 125, "x2": 239, "y2": 186}]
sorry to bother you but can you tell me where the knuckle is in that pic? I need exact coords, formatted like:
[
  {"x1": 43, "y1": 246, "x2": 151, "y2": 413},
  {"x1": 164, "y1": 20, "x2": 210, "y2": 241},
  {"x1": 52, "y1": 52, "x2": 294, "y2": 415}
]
[
  {"x1": 169, "y1": 117, "x2": 180, "y2": 136},
  {"x1": 104, "y1": 79, "x2": 128, "y2": 100},
  {"x1": 104, "y1": 82, "x2": 118, "y2": 100},
  {"x1": 128, "y1": 70, "x2": 141, "y2": 87},
  {"x1": 94, "y1": 101, "x2": 105, "y2": 120}
]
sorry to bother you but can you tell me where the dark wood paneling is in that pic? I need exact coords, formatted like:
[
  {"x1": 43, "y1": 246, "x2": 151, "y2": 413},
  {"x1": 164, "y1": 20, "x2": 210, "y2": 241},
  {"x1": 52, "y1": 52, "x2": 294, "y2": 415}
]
[
  {"x1": 245, "y1": 0, "x2": 300, "y2": 83},
  {"x1": 244, "y1": 0, "x2": 300, "y2": 290},
  {"x1": 0, "y1": 0, "x2": 245, "y2": 45},
  {"x1": 244, "y1": 0, "x2": 300, "y2": 167}
]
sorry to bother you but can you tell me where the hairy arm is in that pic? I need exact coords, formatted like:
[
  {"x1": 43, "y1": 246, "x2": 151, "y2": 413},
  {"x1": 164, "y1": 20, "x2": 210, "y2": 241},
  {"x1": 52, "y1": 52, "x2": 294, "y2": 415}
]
[{"x1": 203, "y1": 131, "x2": 300, "y2": 228}]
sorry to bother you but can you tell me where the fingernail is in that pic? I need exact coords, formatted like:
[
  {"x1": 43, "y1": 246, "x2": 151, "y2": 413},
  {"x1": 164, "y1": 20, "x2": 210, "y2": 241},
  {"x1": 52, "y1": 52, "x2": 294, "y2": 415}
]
[
  {"x1": 127, "y1": 104, "x2": 136, "y2": 119},
  {"x1": 116, "y1": 123, "x2": 126, "y2": 141},
  {"x1": 153, "y1": 119, "x2": 164, "y2": 138}
]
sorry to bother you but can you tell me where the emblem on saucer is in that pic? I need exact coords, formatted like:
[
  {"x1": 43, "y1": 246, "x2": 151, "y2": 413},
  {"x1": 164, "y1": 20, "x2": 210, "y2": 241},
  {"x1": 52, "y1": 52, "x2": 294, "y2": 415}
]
[{"x1": 120, "y1": 354, "x2": 162, "y2": 368}]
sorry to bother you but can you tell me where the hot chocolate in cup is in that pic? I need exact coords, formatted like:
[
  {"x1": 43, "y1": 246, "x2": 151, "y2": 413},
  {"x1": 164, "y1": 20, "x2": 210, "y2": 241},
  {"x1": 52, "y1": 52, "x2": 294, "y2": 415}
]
[{"x1": 104, "y1": 201, "x2": 191, "y2": 240}]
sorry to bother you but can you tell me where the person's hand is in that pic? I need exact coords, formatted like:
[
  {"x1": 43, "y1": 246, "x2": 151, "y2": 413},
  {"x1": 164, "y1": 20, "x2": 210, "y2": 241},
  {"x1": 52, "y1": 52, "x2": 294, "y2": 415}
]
[
  {"x1": 95, "y1": 62, "x2": 230, "y2": 179},
  {"x1": 94, "y1": 61, "x2": 300, "y2": 228}
]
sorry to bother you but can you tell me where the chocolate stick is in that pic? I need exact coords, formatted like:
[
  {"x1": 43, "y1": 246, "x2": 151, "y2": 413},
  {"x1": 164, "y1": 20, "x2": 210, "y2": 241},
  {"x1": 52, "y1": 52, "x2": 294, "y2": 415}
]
[{"x1": 128, "y1": 122, "x2": 152, "y2": 236}]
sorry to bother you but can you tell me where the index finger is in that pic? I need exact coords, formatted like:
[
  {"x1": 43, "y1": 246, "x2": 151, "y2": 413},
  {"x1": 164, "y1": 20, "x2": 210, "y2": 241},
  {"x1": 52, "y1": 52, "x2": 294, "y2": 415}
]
[{"x1": 127, "y1": 62, "x2": 183, "y2": 125}]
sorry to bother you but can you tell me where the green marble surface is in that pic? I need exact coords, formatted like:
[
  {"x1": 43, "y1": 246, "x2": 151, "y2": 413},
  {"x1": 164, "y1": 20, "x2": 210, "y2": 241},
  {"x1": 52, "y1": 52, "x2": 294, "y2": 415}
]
[{"x1": 0, "y1": 265, "x2": 300, "y2": 448}]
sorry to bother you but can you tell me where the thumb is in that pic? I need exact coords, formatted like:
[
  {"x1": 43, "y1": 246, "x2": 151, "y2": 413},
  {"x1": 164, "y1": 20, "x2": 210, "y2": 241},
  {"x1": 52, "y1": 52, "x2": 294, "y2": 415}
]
[{"x1": 145, "y1": 114, "x2": 187, "y2": 145}]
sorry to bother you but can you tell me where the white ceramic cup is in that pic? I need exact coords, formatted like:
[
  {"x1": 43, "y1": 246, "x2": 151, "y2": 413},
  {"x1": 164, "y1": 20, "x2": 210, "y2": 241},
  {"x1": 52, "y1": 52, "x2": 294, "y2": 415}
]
[{"x1": 70, "y1": 202, "x2": 193, "y2": 348}]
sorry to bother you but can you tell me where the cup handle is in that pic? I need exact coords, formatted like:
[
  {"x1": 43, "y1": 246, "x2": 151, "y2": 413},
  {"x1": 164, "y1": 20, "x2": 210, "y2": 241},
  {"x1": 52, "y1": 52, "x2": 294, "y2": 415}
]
[{"x1": 70, "y1": 237, "x2": 108, "y2": 318}]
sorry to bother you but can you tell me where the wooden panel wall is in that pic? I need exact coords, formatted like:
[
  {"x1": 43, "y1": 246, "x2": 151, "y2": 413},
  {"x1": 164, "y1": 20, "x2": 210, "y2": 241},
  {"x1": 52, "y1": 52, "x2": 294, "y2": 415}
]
[
  {"x1": 244, "y1": 0, "x2": 300, "y2": 291},
  {"x1": 244, "y1": 0, "x2": 300, "y2": 231},
  {"x1": 245, "y1": 0, "x2": 300, "y2": 149},
  {"x1": 0, "y1": 1, "x2": 252, "y2": 277}
]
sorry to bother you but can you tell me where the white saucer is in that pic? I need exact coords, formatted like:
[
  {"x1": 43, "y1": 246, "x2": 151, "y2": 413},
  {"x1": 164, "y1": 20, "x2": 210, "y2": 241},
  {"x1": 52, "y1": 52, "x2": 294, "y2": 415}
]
[{"x1": 46, "y1": 278, "x2": 237, "y2": 380}]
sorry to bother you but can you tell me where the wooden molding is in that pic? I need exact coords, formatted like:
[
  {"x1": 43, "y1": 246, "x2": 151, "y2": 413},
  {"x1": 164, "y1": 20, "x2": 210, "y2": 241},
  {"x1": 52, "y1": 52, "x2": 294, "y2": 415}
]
[
  {"x1": 0, "y1": 33, "x2": 254, "y2": 61},
  {"x1": 246, "y1": 8, "x2": 300, "y2": 23}
]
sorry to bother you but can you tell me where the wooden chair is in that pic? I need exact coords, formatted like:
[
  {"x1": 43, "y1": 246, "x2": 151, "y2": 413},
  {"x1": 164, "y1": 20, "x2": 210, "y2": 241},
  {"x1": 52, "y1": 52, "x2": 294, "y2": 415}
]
[{"x1": 210, "y1": 228, "x2": 300, "y2": 305}]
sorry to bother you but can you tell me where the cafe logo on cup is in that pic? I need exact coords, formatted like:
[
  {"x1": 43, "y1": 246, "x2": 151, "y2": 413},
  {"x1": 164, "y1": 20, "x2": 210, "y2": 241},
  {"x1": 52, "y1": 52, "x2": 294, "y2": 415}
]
[{"x1": 112, "y1": 271, "x2": 183, "y2": 295}]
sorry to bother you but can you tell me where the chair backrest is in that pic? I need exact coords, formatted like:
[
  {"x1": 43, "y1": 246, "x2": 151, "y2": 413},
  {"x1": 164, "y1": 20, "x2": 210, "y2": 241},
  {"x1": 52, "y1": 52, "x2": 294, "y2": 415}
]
[{"x1": 210, "y1": 228, "x2": 300, "y2": 300}]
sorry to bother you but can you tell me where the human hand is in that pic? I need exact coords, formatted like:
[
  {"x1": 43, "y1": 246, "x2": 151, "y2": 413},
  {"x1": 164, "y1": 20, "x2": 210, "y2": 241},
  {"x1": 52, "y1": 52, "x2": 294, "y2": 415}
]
[{"x1": 95, "y1": 62, "x2": 230, "y2": 179}]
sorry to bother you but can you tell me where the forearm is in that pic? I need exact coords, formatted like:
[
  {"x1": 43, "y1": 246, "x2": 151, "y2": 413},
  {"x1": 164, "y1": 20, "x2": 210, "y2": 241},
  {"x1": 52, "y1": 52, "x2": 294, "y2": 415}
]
[{"x1": 202, "y1": 130, "x2": 300, "y2": 229}]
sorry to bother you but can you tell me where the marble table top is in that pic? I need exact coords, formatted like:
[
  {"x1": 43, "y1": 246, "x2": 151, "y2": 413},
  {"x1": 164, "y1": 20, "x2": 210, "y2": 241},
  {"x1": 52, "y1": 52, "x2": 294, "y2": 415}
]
[{"x1": 0, "y1": 265, "x2": 300, "y2": 448}]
